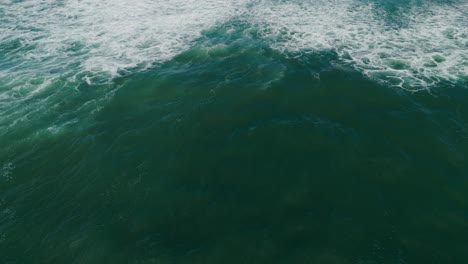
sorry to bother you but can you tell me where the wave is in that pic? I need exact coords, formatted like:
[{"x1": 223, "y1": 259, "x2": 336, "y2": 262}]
[
  {"x1": 0, "y1": 0, "x2": 248, "y2": 135},
  {"x1": 0, "y1": 0, "x2": 466, "y2": 135},
  {"x1": 0, "y1": 0, "x2": 248, "y2": 84},
  {"x1": 249, "y1": 0, "x2": 468, "y2": 90}
]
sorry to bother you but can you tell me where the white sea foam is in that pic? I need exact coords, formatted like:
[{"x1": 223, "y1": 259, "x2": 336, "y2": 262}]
[
  {"x1": 0, "y1": 0, "x2": 249, "y2": 132},
  {"x1": 248, "y1": 0, "x2": 468, "y2": 90},
  {"x1": 0, "y1": 0, "x2": 466, "y2": 94},
  {"x1": 0, "y1": 0, "x2": 248, "y2": 83},
  {"x1": 0, "y1": 0, "x2": 466, "y2": 123},
  {"x1": 0, "y1": 162, "x2": 14, "y2": 181}
]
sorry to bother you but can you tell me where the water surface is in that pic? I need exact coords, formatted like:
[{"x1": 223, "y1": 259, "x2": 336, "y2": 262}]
[{"x1": 1, "y1": 0, "x2": 468, "y2": 263}]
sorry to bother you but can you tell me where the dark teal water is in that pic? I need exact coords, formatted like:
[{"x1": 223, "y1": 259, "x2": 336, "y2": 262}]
[{"x1": 1, "y1": 0, "x2": 468, "y2": 263}]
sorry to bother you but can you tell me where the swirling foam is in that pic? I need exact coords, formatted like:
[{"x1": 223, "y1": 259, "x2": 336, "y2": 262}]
[
  {"x1": 0, "y1": 0, "x2": 248, "y2": 134},
  {"x1": 0, "y1": 0, "x2": 247, "y2": 83},
  {"x1": 1, "y1": 0, "x2": 466, "y2": 97},
  {"x1": 249, "y1": 0, "x2": 468, "y2": 90},
  {"x1": 0, "y1": 162, "x2": 14, "y2": 182},
  {"x1": 0, "y1": 0, "x2": 467, "y2": 135}
]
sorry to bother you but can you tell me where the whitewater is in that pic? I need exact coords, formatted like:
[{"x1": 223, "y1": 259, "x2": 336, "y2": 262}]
[
  {"x1": 1, "y1": 0, "x2": 466, "y2": 89},
  {"x1": 0, "y1": 0, "x2": 467, "y2": 141}
]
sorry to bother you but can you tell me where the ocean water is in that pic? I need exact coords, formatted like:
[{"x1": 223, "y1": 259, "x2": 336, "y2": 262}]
[{"x1": 1, "y1": 0, "x2": 467, "y2": 263}]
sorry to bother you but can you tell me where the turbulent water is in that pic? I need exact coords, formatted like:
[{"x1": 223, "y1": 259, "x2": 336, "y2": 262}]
[{"x1": 1, "y1": 0, "x2": 468, "y2": 263}]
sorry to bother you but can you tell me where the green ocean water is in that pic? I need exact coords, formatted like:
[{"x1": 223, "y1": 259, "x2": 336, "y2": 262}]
[{"x1": 1, "y1": 0, "x2": 468, "y2": 263}]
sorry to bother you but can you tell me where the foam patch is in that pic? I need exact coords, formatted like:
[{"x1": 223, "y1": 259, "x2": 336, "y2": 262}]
[{"x1": 248, "y1": 0, "x2": 468, "y2": 90}]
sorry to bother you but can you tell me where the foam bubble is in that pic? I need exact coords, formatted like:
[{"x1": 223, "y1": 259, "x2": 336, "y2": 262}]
[
  {"x1": 0, "y1": 208, "x2": 15, "y2": 220},
  {"x1": 0, "y1": 0, "x2": 248, "y2": 82},
  {"x1": 0, "y1": 0, "x2": 467, "y2": 138},
  {"x1": 1, "y1": 0, "x2": 466, "y2": 97},
  {"x1": 248, "y1": 0, "x2": 468, "y2": 90},
  {"x1": 0, "y1": 199, "x2": 15, "y2": 234},
  {"x1": 0, "y1": 0, "x2": 249, "y2": 134},
  {"x1": 1, "y1": 162, "x2": 14, "y2": 181}
]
